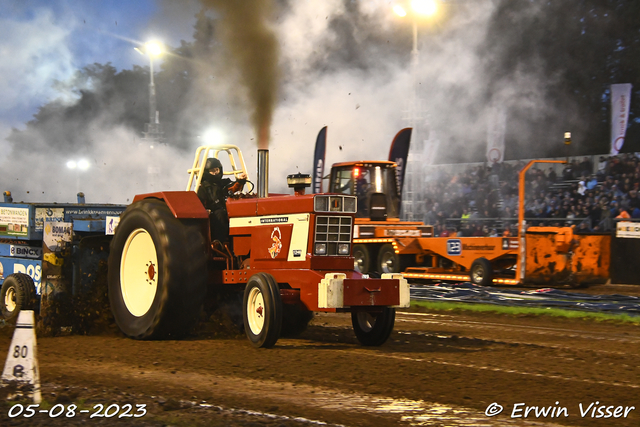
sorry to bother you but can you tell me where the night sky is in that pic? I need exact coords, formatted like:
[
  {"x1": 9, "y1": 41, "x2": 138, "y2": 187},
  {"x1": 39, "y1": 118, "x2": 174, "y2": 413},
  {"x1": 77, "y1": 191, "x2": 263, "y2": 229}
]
[{"x1": 0, "y1": 0, "x2": 198, "y2": 133}]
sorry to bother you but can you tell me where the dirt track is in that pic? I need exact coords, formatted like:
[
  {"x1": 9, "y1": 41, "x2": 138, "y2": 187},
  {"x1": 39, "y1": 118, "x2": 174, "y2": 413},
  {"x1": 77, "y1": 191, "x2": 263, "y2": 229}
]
[{"x1": 0, "y1": 305, "x2": 639, "y2": 426}]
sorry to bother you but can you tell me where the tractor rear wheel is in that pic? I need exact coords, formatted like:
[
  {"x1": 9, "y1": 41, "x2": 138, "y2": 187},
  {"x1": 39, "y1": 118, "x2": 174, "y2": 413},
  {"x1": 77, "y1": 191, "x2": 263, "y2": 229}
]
[
  {"x1": 353, "y1": 244, "x2": 370, "y2": 274},
  {"x1": 470, "y1": 257, "x2": 493, "y2": 286},
  {"x1": 243, "y1": 273, "x2": 282, "y2": 348},
  {"x1": 0, "y1": 273, "x2": 37, "y2": 321},
  {"x1": 108, "y1": 198, "x2": 208, "y2": 339},
  {"x1": 351, "y1": 308, "x2": 395, "y2": 346}
]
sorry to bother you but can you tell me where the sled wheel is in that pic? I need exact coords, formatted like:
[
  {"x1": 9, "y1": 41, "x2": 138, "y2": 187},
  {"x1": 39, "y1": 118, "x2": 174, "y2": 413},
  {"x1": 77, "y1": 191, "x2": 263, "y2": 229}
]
[
  {"x1": 281, "y1": 304, "x2": 314, "y2": 338},
  {"x1": 353, "y1": 244, "x2": 370, "y2": 274},
  {"x1": 108, "y1": 198, "x2": 208, "y2": 339},
  {"x1": 470, "y1": 257, "x2": 493, "y2": 286},
  {"x1": 243, "y1": 273, "x2": 282, "y2": 348},
  {"x1": 351, "y1": 307, "x2": 396, "y2": 346},
  {"x1": 377, "y1": 244, "x2": 410, "y2": 274},
  {"x1": 377, "y1": 244, "x2": 399, "y2": 274},
  {"x1": 0, "y1": 273, "x2": 36, "y2": 321}
]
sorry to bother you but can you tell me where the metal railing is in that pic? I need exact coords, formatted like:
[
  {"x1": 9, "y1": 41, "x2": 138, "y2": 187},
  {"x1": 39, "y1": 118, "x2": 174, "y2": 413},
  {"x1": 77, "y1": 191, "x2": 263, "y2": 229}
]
[{"x1": 434, "y1": 217, "x2": 639, "y2": 235}]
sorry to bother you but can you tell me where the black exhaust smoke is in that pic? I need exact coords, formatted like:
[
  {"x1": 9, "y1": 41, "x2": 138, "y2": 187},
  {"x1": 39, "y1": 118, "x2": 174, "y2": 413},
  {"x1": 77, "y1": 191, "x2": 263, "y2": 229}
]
[{"x1": 199, "y1": 0, "x2": 279, "y2": 151}]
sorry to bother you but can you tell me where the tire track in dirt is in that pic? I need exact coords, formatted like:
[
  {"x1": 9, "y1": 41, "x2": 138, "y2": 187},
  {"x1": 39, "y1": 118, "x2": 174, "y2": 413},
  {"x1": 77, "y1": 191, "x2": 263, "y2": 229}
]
[
  {"x1": 332, "y1": 349, "x2": 640, "y2": 390},
  {"x1": 397, "y1": 313, "x2": 640, "y2": 344},
  {"x1": 40, "y1": 359, "x2": 561, "y2": 426}
]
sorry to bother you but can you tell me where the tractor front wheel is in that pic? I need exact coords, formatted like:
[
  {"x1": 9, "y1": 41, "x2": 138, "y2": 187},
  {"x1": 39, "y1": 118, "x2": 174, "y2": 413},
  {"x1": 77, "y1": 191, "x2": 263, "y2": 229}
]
[
  {"x1": 243, "y1": 273, "x2": 282, "y2": 348},
  {"x1": 351, "y1": 308, "x2": 395, "y2": 346},
  {"x1": 108, "y1": 198, "x2": 208, "y2": 339}
]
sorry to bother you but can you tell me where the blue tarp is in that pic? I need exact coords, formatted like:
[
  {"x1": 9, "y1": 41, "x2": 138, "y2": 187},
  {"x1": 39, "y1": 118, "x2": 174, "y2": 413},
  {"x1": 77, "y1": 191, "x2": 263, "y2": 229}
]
[{"x1": 410, "y1": 283, "x2": 640, "y2": 316}]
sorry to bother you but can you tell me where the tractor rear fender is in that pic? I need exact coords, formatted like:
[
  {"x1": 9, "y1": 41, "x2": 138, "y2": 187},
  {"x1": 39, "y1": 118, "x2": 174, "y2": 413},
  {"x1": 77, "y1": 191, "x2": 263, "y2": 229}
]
[{"x1": 133, "y1": 191, "x2": 208, "y2": 219}]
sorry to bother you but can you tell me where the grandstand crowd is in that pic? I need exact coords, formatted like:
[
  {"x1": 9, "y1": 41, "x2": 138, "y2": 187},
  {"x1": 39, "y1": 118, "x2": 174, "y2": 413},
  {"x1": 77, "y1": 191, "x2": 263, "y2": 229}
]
[{"x1": 421, "y1": 153, "x2": 640, "y2": 236}]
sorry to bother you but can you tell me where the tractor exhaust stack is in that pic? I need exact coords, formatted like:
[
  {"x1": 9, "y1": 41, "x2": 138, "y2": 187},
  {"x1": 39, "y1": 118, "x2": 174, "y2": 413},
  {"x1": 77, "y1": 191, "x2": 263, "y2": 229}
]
[{"x1": 257, "y1": 149, "x2": 269, "y2": 198}]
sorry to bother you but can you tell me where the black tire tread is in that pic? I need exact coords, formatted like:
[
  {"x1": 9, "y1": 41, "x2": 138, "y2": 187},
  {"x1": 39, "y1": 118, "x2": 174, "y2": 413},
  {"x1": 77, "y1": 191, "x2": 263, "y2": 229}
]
[
  {"x1": 0, "y1": 273, "x2": 37, "y2": 320},
  {"x1": 351, "y1": 308, "x2": 396, "y2": 346},
  {"x1": 108, "y1": 198, "x2": 208, "y2": 339}
]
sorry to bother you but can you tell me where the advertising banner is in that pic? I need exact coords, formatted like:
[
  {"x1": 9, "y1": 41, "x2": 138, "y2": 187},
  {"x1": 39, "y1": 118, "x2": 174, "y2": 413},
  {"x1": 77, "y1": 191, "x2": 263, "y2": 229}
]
[
  {"x1": 34, "y1": 207, "x2": 64, "y2": 232},
  {"x1": 486, "y1": 107, "x2": 507, "y2": 164},
  {"x1": 43, "y1": 221, "x2": 72, "y2": 252},
  {"x1": 610, "y1": 83, "x2": 632, "y2": 155},
  {"x1": 0, "y1": 207, "x2": 29, "y2": 238}
]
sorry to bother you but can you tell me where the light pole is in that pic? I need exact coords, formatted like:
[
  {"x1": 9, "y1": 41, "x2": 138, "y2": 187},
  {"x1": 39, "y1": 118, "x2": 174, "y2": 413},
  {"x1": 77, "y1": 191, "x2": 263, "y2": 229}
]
[
  {"x1": 66, "y1": 159, "x2": 90, "y2": 197},
  {"x1": 393, "y1": 0, "x2": 438, "y2": 221},
  {"x1": 394, "y1": 0, "x2": 437, "y2": 82},
  {"x1": 135, "y1": 41, "x2": 164, "y2": 144}
]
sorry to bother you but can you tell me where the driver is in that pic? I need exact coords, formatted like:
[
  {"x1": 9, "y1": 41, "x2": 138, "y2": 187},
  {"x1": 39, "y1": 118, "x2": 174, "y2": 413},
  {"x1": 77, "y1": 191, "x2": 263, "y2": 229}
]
[{"x1": 197, "y1": 157, "x2": 247, "y2": 244}]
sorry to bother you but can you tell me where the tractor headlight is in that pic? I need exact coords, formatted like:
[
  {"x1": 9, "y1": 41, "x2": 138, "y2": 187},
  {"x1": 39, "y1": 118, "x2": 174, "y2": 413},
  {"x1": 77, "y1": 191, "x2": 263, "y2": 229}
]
[
  {"x1": 343, "y1": 197, "x2": 356, "y2": 213},
  {"x1": 315, "y1": 243, "x2": 327, "y2": 255},
  {"x1": 314, "y1": 196, "x2": 329, "y2": 212},
  {"x1": 338, "y1": 243, "x2": 350, "y2": 255}
]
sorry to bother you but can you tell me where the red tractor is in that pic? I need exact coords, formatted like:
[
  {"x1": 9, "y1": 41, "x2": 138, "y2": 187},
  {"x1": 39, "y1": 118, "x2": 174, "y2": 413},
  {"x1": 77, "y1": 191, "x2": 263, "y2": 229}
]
[{"x1": 108, "y1": 145, "x2": 409, "y2": 347}]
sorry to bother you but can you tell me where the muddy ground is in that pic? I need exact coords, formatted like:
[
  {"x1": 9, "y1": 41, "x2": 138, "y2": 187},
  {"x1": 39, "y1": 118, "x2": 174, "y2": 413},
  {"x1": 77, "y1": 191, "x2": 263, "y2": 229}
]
[{"x1": 0, "y1": 283, "x2": 639, "y2": 426}]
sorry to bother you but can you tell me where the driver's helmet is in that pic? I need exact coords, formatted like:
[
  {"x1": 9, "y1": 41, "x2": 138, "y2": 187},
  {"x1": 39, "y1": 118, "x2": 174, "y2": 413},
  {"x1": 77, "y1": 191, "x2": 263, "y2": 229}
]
[{"x1": 204, "y1": 157, "x2": 223, "y2": 174}]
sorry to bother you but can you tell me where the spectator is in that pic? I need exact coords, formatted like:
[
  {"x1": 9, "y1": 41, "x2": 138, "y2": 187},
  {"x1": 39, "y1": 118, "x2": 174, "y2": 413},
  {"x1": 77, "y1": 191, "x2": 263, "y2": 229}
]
[
  {"x1": 423, "y1": 205, "x2": 439, "y2": 225},
  {"x1": 472, "y1": 224, "x2": 486, "y2": 236},
  {"x1": 616, "y1": 209, "x2": 631, "y2": 219},
  {"x1": 575, "y1": 221, "x2": 592, "y2": 234},
  {"x1": 579, "y1": 156, "x2": 593, "y2": 177},
  {"x1": 597, "y1": 156, "x2": 608, "y2": 180},
  {"x1": 612, "y1": 184, "x2": 625, "y2": 198},
  {"x1": 421, "y1": 154, "x2": 640, "y2": 236},
  {"x1": 629, "y1": 190, "x2": 640, "y2": 211},
  {"x1": 460, "y1": 207, "x2": 471, "y2": 225},
  {"x1": 562, "y1": 164, "x2": 574, "y2": 180},
  {"x1": 577, "y1": 181, "x2": 587, "y2": 196}
]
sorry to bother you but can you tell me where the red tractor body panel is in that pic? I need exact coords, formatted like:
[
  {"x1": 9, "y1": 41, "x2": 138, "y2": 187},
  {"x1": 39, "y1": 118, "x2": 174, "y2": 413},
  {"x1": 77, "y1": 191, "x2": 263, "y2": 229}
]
[
  {"x1": 227, "y1": 195, "x2": 315, "y2": 217},
  {"x1": 133, "y1": 191, "x2": 209, "y2": 219}
]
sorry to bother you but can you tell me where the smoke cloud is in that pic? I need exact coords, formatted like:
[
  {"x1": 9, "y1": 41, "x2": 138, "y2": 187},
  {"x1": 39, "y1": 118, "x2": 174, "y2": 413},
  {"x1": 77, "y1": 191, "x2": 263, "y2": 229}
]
[
  {"x1": 0, "y1": 0, "x2": 590, "y2": 202},
  {"x1": 198, "y1": 0, "x2": 279, "y2": 149}
]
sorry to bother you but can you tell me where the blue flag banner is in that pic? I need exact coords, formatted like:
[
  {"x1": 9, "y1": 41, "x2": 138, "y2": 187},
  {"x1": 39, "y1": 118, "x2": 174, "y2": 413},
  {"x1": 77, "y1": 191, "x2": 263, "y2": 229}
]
[
  {"x1": 312, "y1": 127, "x2": 327, "y2": 194},
  {"x1": 388, "y1": 128, "x2": 412, "y2": 200}
]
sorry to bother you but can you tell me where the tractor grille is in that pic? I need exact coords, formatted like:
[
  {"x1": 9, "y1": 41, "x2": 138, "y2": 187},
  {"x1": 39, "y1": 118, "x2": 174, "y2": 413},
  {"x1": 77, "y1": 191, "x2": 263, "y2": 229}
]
[{"x1": 314, "y1": 216, "x2": 352, "y2": 256}]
